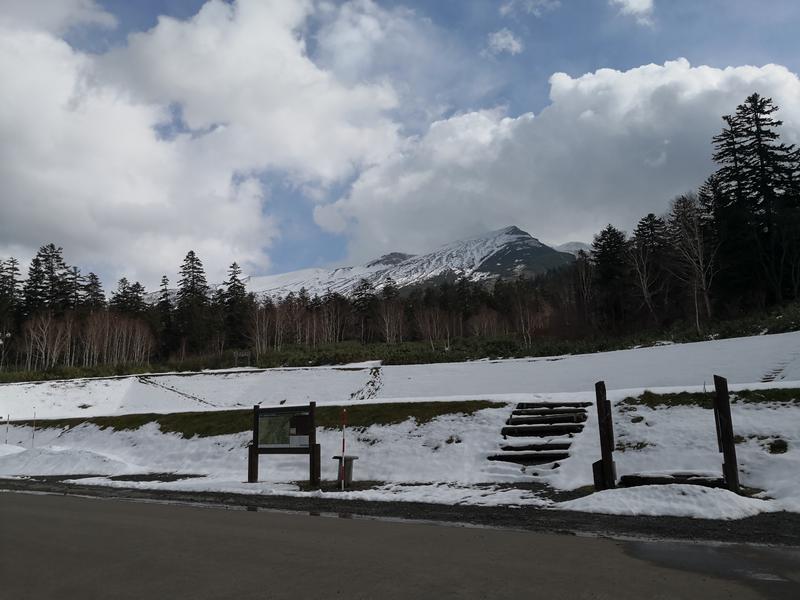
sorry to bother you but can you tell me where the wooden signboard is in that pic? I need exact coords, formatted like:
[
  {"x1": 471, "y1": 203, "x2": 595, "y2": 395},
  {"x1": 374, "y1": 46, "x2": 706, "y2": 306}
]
[{"x1": 248, "y1": 402, "x2": 320, "y2": 486}]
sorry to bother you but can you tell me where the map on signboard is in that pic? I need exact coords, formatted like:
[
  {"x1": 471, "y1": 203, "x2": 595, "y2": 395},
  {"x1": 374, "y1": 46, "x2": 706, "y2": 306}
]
[{"x1": 258, "y1": 411, "x2": 311, "y2": 448}]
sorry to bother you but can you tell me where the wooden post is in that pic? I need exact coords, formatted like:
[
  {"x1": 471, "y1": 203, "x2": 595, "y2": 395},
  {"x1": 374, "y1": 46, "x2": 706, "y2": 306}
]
[
  {"x1": 713, "y1": 375, "x2": 740, "y2": 493},
  {"x1": 248, "y1": 405, "x2": 259, "y2": 483},
  {"x1": 593, "y1": 381, "x2": 616, "y2": 490},
  {"x1": 309, "y1": 402, "x2": 320, "y2": 487}
]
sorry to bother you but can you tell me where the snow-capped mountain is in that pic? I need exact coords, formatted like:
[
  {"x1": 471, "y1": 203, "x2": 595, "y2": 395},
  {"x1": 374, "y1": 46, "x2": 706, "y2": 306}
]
[
  {"x1": 246, "y1": 226, "x2": 574, "y2": 298},
  {"x1": 553, "y1": 241, "x2": 591, "y2": 256}
]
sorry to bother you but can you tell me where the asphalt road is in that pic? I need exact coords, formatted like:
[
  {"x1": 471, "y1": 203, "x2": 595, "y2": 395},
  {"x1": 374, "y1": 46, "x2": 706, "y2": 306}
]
[{"x1": 1, "y1": 492, "x2": 798, "y2": 599}]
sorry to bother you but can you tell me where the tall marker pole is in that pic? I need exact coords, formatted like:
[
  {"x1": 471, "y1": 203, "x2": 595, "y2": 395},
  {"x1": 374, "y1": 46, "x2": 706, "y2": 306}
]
[
  {"x1": 341, "y1": 408, "x2": 347, "y2": 491},
  {"x1": 5, "y1": 414, "x2": 8, "y2": 445},
  {"x1": 32, "y1": 410, "x2": 36, "y2": 449}
]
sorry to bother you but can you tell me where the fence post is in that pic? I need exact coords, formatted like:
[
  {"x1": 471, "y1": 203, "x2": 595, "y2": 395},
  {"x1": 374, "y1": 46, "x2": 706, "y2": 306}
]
[
  {"x1": 713, "y1": 375, "x2": 740, "y2": 493},
  {"x1": 248, "y1": 405, "x2": 259, "y2": 483},
  {"x1": 309, "y1": 402, "x2": 320, "y2": 487},
  {"x1": 592, "y1": 381, "x2": 616, "y2": 490}
]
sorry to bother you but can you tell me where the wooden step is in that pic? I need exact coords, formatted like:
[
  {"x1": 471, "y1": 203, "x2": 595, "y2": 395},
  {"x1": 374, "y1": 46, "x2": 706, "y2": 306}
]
[
  {"x1": 619, "y1": 473, "x2": 725, "y2": 488},
  {"x1": 500, "y1": 442, "x2": 572, "y2": 452},
  {"x1": 506, "y1": 413, "x2": 587, "y2": 426},
  {"x1": 487, "y1": 451, "x2": 570, "y2": 465},
  {"x1": 512, "y1": 408, "x2": 587, "y2": 417},
  {"x1": 501, "y1": 424, "x2": 584, "y2": 437},
  {"x1": 515, "y1": 402, "x2": 592, "y2": 410}
]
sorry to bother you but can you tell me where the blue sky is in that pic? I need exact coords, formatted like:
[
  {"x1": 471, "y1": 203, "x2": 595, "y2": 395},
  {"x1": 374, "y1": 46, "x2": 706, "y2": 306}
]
[{"x1": 2, "y1": 0, "x2": 800, "y2": 286}]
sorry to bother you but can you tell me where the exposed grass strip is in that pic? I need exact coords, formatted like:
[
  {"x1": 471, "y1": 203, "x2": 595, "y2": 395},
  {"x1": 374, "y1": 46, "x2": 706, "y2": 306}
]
[
  {"x1": 11, "y1": 400, "x2": 503, "y2": 439},
  {"x1": 621, "y1": 388, "x2": 800, "y2": 409}
]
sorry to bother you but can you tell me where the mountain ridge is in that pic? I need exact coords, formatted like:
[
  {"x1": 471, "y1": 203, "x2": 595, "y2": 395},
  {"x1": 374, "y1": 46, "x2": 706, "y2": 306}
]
[{"x1": 244, "y1": 226, "x2": 574, "y2": 298}]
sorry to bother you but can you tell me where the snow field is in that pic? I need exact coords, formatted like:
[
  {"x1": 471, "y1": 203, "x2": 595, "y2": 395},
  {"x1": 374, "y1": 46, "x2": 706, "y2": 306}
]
[
  {"x1": 1, "y1": 331, "x2": 799, "y2": 518},
  {"x1": 2, "y1": 331, "x2": 800, "y2": 421}
]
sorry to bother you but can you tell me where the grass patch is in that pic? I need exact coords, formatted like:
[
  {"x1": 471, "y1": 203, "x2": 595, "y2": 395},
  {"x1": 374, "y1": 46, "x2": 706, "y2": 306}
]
[
  {"x1": 12, "y1": 400, "x2": 503, "y2": 439},
  {"x1": 621, "y1": 390, "x2": 714, "y2": 409},
  {"x1": 615, "y1": 440, "x2": 653, "y2": 452},
  {"x1": 734, "y1": 389, "x2": 800, "y2": 405},
  {"x1": 622, "y1": 388, "x2": 800, "y2": 409},
  {"x1": 316, "y1": 401, "x2": 500, "y2": 430},
  {"x1": 768, "y1": 439, "x2": 789, "y2": 454}
]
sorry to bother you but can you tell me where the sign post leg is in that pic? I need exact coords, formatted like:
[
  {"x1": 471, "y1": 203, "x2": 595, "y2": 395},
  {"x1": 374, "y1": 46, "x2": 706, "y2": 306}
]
[
  {"x1": 713, "y1": 375, "x2": 740, "y2": 493},
  {"x1": 310, "y1": 444, "x2": 321, "y2": 487}
]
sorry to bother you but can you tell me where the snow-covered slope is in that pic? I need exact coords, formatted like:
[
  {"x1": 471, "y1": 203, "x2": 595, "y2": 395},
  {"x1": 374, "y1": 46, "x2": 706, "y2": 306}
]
[
  {"x1": 553, "y1": 241, "x2": 590, "y2": 255},
  {"x1": 3, "y1": 331, "x2": 799, "y2": 420},
  {"x1": 246, "y1": 226, "x2": 573, "y2": 298}
]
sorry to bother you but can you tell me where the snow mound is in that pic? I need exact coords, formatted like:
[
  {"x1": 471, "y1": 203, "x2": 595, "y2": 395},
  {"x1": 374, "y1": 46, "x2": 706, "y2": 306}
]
[
  {"x1": 0, "y1": 444, "x2": 26, "y2": 458},
  {"x1": 557, "y1": 484, "x2": 775, "y2": 520},
  {"x1": 0, "y1": 446, "x2": 140, "y2": 476}
]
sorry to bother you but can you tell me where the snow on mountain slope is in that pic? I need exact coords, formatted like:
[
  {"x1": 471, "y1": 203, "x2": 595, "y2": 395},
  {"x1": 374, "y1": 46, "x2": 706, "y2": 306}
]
[
  {"x1": 554, "y1": 241, "x2": 590, "y2": 255},
  {"x1": 246, "y1": 226, "x2": 573, "y2": 298}
]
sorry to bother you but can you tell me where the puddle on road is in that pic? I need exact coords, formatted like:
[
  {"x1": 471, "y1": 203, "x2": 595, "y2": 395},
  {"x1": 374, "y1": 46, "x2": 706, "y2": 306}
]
[{"x1": 624, "y1": 539, "x2": 800, "y2": 599}]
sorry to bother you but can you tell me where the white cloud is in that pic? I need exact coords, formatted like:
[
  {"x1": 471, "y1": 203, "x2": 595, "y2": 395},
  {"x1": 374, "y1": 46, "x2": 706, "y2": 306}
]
[
  {"x1": 500, "y1": 0, "x2": 561, "y2": 18},
  {"x1": 0, "y1": 0, "x2": 402, "y2": 286},
  {"x1": 316, "y1": 59, "x2": 800, "y2": 261},
  {"x1": 609, "y1": 0, "x2": 655, "y2": 25},
  {"x1": 314, "y1": 0, "x2": 501, "y2": 129},
  {"x1": 0, "y1": 0, "x2": 116, "y2": 33},
  {"x1": 486, "y1": 28, "x2": 524, "y2": 56}
]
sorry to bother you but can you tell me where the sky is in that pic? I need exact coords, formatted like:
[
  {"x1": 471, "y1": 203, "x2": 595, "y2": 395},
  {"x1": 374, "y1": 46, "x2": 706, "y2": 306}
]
[{"x1": 1, "y1": 0, "x2": 800, "y2": 289}]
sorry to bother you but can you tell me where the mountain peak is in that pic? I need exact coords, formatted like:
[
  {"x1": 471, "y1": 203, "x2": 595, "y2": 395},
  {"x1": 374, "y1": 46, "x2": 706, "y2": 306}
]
[
  {"x1": 494, "y1": 225, "x2": 528, "y2": 237},
  {"x1": 246, "y1": 226, "x2": 573, "y2": 298}
]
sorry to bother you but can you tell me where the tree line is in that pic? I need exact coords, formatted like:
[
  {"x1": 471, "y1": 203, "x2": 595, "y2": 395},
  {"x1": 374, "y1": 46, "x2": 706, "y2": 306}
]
[{"x1": 1, "y1": 93, "x2": 798, "y2": 374}]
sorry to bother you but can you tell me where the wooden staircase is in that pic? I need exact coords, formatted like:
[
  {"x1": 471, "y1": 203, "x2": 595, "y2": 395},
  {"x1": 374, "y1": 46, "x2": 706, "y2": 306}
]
[{"x1": 488, "y1": 402, "x2": 591, "y2": 468}]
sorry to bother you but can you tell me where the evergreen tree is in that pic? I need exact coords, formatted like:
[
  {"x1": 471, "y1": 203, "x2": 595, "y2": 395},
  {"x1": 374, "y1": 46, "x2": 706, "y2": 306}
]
[
  {"x1": 39, "y1": 244, "x2": 71, "y2": 311},
  {"x1": 175, "y1": 251, "x2": 210, "y2": 354},
  {"x1": 110, "y1": 278, "x2": 146, "y2": 314},
  {"x1": 591, "y1": 225, "x2": 629, "y2": 329},
  {"x1": 713, "y1": 93, "x2": 798, "y2": 302},
  {"x1": 22, "y1": 255, "x2": 46, "y2": 316},
  {"x1": 351, "y1": 279, "x2": 376, "y2": 343},
  {"x1": 222, "y1": 262, "x2": 250, "y2": 348},
  {"x1": 82, "y1": 273, "x2": 106, "y2": 310},
  {"x1": 0, "y1": 258, "x2": 21, "y2": 331},
  {"x1": 155, "y1": 275, "x2": 176, "y2": 359},
  {"x1": 65, "y1": 266, "x2": 83, "y2": 309}
]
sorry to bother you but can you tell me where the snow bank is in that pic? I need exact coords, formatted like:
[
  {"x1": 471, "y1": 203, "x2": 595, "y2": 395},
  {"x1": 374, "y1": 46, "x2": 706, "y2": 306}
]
[
  {"x1": 0, "y1": 446, "x2": 142, "y2": 476},
  {"x1": 0, "y1": 444, "x2": 25, "y2": 458},
  {"x1": 557, "y1": 485, "x2": 775, "y2": 520}
]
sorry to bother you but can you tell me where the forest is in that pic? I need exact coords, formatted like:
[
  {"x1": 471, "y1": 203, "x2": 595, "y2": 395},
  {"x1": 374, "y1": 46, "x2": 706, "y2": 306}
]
[{"x1": 1, "y1": 93, "x2": 799, "y2": 380}]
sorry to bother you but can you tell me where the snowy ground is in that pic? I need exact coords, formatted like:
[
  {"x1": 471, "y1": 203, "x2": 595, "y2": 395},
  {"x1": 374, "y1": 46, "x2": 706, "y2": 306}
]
[
  {"x1": 2, "y1": 331, "x2": 799, "y2": 421},
  {"x1": 1, "y1": 331, "x2": 799, "y2": 519}
]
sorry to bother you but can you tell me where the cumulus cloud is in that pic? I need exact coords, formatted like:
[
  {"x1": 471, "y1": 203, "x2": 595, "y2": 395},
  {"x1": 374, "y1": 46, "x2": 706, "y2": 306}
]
[
  {"x1": 314, "y1": 0, "x2": 501, "y2": 129},
  {"x1": 486, "y1": 28, "x2": 524, "y2": 56},
  {"x1": 609, "y1": 0, "x2": 655, "y2": 25},
  {"x1": 316, "y1": 59, "x2": 800, "y2": 260},
  {"x1": 0, "y1": 0, "x2": 401, "y2": 286}
]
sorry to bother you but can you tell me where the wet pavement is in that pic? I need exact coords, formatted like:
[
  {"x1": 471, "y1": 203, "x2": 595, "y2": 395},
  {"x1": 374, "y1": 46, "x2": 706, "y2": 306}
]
[{"x1": 5, "y1": 491, "x2": 798, "y2": 599}]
